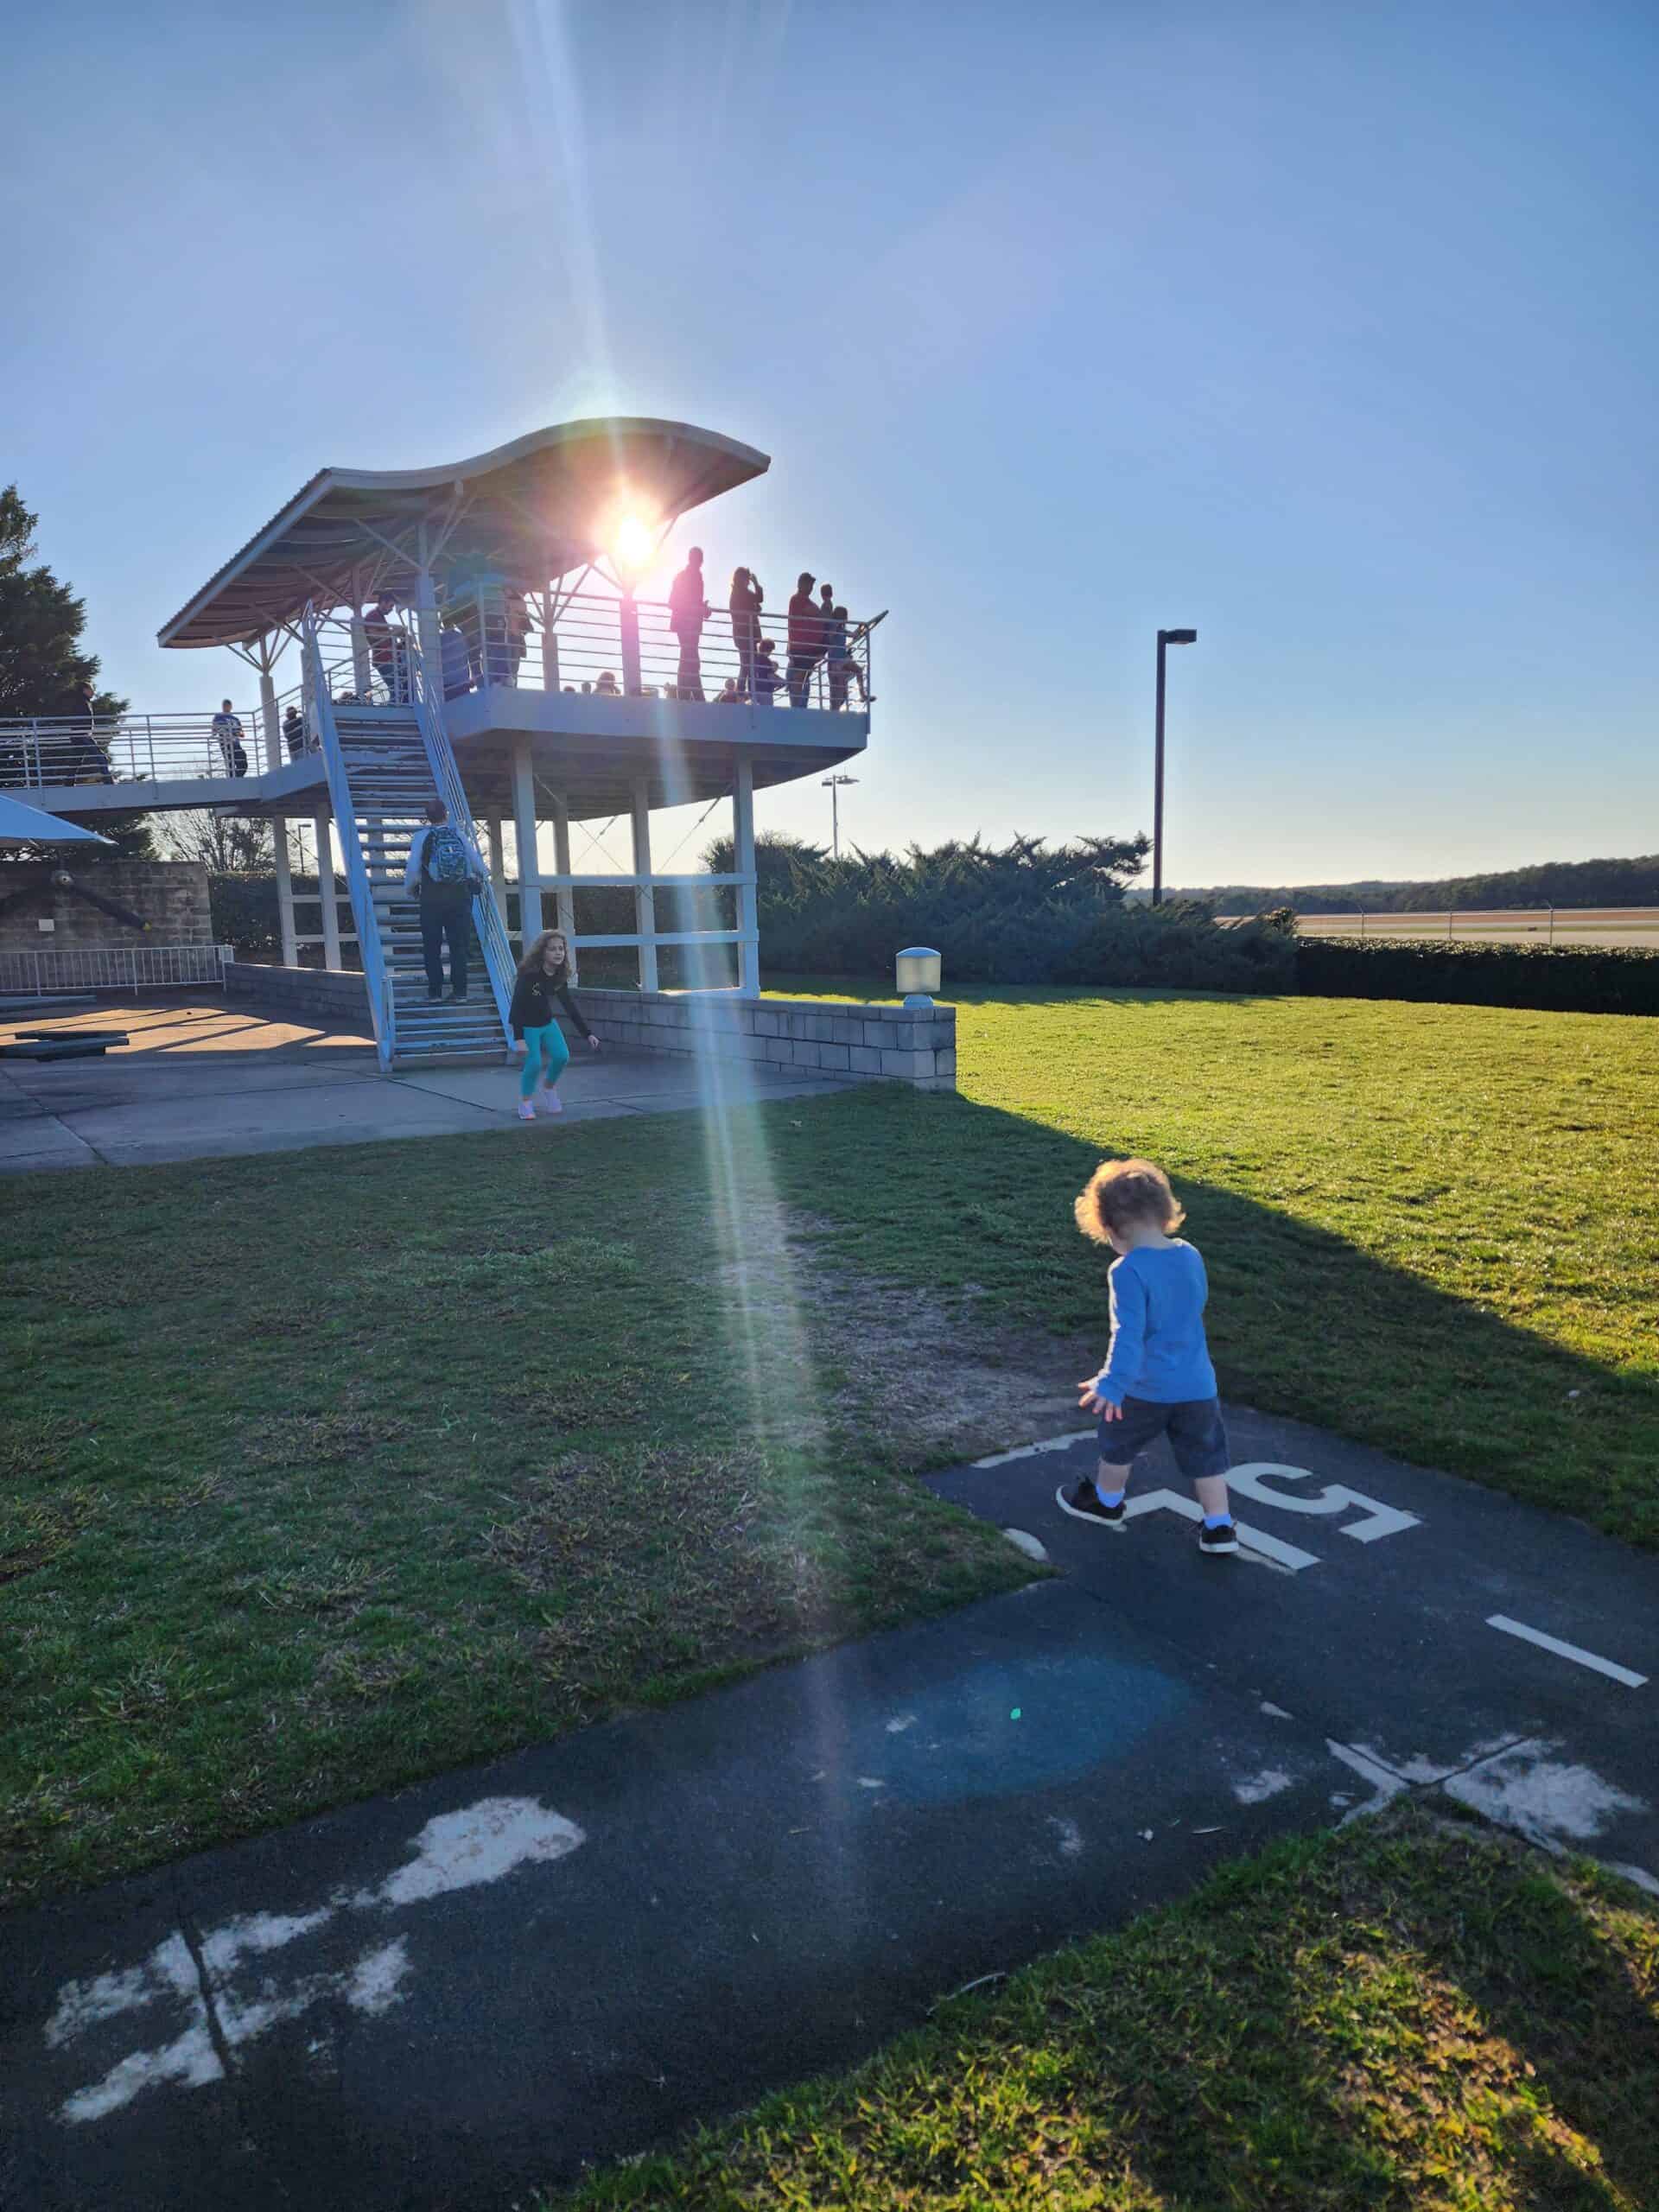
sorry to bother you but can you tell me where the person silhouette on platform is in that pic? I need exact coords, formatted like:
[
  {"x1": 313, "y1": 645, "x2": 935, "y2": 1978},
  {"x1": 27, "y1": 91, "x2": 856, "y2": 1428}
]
[{"x1": 668, "y1": 547, "x2": 710, "y2": 700}]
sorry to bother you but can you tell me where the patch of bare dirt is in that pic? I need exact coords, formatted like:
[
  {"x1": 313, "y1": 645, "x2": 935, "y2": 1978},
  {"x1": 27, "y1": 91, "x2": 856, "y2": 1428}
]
[{"x1": 716, "y1": 1206, "x2": 1085, "y2": 1467}]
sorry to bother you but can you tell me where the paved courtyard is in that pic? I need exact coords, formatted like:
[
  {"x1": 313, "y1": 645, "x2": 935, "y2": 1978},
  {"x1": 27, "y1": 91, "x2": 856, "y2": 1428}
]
[{"x1": 0, "y1": 997, "x2": 849, "y2": 1173}]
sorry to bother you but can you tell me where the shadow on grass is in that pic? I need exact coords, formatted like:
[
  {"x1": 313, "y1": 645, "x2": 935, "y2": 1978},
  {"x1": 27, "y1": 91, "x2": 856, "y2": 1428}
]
[{"x1": 764, "y1": 1085, "x2": 1659, "y2": 1543}]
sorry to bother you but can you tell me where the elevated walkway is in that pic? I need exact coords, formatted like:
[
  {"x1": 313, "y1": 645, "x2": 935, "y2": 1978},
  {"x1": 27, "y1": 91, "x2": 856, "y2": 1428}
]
[{"x1": 0, "y1": 582, "x2": 870, "y2": 825}]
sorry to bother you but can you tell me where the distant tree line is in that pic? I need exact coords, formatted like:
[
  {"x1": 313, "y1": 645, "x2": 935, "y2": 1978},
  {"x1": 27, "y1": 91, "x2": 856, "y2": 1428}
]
[{"x1": 1157, "y1": 854, "x2": 1659, "y2": 916}]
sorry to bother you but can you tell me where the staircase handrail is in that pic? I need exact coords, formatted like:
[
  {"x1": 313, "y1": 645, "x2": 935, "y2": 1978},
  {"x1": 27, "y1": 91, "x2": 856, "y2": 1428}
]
[
  {"x1": 302, "y1": 607, "x2": 397, "y2": 1070},
  {"x1": 407, "y1": 626, "x2": 515, "y2": 1048}
]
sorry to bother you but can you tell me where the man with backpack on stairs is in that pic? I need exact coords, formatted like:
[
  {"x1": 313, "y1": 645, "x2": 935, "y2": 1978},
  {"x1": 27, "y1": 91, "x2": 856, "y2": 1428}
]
[{"x1": 403, "y1": 797, "x2": 486, "y2": 1003}]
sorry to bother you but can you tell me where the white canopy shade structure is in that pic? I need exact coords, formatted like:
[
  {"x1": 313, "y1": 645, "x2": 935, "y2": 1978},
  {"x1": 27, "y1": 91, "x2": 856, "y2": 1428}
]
[
  {"x1": 156, "y1": 416, "x2": 770, "y2": 650},
  {"x1": 0, "y1": 794, "x2": 116, "y2": 845}
]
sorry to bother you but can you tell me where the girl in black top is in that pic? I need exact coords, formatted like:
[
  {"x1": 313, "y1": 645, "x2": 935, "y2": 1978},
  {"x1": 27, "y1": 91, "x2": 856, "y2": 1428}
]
[{"x1": 510, "y1": 929, "x2": 598, "y2": 1121}]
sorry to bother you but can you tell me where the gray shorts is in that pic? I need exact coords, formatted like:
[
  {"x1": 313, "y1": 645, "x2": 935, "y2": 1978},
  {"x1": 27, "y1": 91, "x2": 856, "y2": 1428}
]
[{"x1": 1096, "y1": 1395, "x2": 1230, "y2": 1482}]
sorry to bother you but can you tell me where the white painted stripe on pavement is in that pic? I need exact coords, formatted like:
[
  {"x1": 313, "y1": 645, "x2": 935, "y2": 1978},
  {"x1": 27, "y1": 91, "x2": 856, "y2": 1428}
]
[
  {"x1": 1122, "y1": 1487, "x2": 1322, "y2": 1573},
  {"x1": 1486, "y1": 1615, "x2": 1648, "y2": 1689}
]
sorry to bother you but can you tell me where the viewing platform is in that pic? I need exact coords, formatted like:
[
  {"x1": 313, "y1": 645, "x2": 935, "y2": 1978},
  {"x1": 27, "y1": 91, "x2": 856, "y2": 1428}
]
[
  {"x1": 0, "y1": 588, "x2": 871, "y2": 823},
  {"x1": 1, "y1": 417, "x2": 890, "y2": 1071}
]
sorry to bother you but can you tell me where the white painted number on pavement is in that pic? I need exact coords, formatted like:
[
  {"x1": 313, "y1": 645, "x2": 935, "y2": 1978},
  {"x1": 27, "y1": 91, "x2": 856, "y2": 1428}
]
[
  {"x1": 1226, "y1": 1463, "x2": 1421, "y2": 1543},
  {"x1": 1119, "y1": 1461, "x2": 1419, "y2": 1573}
]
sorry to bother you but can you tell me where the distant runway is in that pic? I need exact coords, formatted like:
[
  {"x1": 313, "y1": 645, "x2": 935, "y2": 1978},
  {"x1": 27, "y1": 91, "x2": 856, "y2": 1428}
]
[{"x1": 1291, "y1": 905, "x2": 1659, "y2": 950}]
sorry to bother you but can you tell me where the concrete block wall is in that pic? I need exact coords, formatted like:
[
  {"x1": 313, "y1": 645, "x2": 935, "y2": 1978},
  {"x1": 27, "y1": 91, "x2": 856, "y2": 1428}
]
[
  {"x1": 564, "y1": 988, "x2": 957, "y2": 1091},
  {"x1": 219, "y1": 966, "x2": 957, "y2": 1090},
  {"x1": 224, "y1": 962, "x2": 377, "y2": 1028},
  {"x1": 0, "y1": 861, "x2": 211, "y2": 950}
]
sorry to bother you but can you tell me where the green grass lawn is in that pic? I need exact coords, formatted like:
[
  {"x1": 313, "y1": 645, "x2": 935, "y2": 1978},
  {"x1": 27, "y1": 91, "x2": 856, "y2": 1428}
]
[
  {"x1": 548, "y1": 1806, "x2": 1659, "y2": 2212},
  {"x1": 3, "y1": 987, "x2": 1656, "y2": 1909},
  {"x1": 775, "y1": 982, "x2": 1659, "y2": 1536}
]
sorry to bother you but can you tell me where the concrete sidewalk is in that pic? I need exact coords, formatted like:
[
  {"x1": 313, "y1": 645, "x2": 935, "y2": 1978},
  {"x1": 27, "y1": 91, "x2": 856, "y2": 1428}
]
[
  {"x1": 3, "y1": 1400, "x2": 1656, "y2": 2210},
  {"x1": 0, "y1": 999, "x2": 849, "y2": 1173}
]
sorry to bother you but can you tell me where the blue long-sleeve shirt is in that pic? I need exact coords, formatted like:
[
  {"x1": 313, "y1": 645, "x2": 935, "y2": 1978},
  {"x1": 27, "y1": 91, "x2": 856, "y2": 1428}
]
[{"x1": 1091, "y1": 1242, "x2": 1218, "y2": 1406}]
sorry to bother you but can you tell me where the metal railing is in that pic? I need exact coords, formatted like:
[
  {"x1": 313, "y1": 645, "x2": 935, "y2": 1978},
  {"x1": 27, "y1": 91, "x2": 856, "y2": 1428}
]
[
  {"x1": 0, "y1": 714, "x2": 266, "y2": 789},
  {"x1": 444, "y1": 585, "x2": 878, "y2": 713},
  {"x1": 407, "y1": 636, "x2": 515, "y2": 1045},
  {"x1": 0, "y1": 944, "x2": 234, "y2": 995},
  {"x1": 0, "y1": 588, "x2": 878, "y2": 801}
]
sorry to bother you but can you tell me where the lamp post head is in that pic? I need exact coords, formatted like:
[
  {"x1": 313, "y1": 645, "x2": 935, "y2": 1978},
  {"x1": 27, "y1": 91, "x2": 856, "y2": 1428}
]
[
  {"x1": 896, "y1": 946, "x2": 941, "y2": 1007},
  {"x1": 1159, "y1": 628, "x2": 1198, "y2": 645}
]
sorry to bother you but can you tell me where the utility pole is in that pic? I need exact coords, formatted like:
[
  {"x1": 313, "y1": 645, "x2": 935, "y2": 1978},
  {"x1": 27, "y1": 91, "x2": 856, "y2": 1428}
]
[{"x1": 1152, "y1": 628, "x2": 1198, "y2": 905}]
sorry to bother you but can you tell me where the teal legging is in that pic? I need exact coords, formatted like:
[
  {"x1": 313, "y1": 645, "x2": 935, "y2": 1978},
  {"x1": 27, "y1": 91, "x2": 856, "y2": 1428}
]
[{"x1": 518, "y1": 1020, "x2": 570, "y2": 1097}]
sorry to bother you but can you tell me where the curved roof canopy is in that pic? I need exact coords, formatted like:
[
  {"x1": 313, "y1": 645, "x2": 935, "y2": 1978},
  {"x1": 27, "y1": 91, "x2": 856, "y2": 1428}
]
[{"x1": 158, "y1": 417, "x2": 769, "y2": 650}]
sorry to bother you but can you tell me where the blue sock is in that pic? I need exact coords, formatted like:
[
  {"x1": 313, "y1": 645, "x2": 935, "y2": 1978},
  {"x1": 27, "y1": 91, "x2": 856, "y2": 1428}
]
[
  {"x1": 1203, "y1": 1511, "x2": 1233, "y2": 1529},
  {"x1": 1096, "y1": 1488, "x2": 1125, "y2": 1509}
]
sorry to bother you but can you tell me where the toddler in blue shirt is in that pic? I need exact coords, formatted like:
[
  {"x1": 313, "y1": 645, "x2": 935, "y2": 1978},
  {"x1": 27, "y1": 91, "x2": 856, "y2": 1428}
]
[{"x1": 1059, "y1": 1158, "x2": 1238, "y2": 1555}]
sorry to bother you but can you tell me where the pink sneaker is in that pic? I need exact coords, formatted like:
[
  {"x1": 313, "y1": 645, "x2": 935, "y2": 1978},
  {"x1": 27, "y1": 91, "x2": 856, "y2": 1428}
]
[
  {"x1": 516, "y1": 1098, "x2": 536, "y2": 1122},
  {"x1": 538, "y1": 1089, "x2": 563, "y2": 1116}
]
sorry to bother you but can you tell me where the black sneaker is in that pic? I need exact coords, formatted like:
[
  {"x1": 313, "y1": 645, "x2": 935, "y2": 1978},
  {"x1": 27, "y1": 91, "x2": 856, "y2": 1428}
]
[
  {"x1": 1056, "y1": 1481, "x2": 1127, "y2": 1530},
  {"x1": 1197, "y1": 1519, "x2": 1239, "y2": 1556},
  {"x1": 449, "y1": 991, "x2": 469, "y2": 1003},
  {"x1": 427, "y1": 990, "x2": 442, "y2": 1002}
]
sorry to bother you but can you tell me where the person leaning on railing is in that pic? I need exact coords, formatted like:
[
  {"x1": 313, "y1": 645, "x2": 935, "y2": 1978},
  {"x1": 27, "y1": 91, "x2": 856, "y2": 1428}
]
[
  {"x1": 786, "y1": 572, "x2": 823, "y2": 707},
  {"x1": 211, "y1": 699, "x2": 248, "y2": 778},
  {"x1": 728, "y1": 566, "x2": 764, "y2": 701},
  {"x1": 59, "y1": 679, "x2": 116, "y2": 783}
]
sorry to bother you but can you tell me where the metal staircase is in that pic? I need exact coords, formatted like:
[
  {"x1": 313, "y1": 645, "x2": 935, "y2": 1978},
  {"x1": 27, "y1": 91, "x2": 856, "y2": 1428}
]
[{"x1": 302, "y1": 613, "x2": 516, "y2": 1071}]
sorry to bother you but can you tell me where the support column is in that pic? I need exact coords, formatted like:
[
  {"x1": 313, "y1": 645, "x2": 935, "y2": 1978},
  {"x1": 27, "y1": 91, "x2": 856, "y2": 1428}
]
[
  {"x1": 258, "y1": 668, "x2": 280, "y2": 776},
  {"x1": 631, "y1": 778, "x2": 658, "y2": 993},
  {"x1": 313, "y1": 814, "x2": 342, "y2": 968},
  {"x1": 550, "y1": 793, "x2": 576, "y2": 969},
  {"x1": 271, "y1": 816, "x2": 299, "y2": 969},
  {"x1": 486, "y1": 816, "x2": 509, "y2": 933},
  {"x1": 620, "y1": 594, "x2": 642, "y2": 696},
  {"x1": 511, "y1": 738, "x2": 541, "y2": 948},
  {"x1": 734, "y1": 753, "x2": 760, "y2": 998},
  {"x1": 414, "y1": 569, "x2": 441, "y2": 709},
  {"x1": 541, "y1": 587, "x2": 559, "y2": 691}
]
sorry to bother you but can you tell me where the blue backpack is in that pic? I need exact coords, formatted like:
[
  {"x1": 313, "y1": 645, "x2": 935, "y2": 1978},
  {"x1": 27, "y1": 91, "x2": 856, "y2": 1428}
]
[{"x1": 423, "y1": 825, "x2": 471, "y2": 887}]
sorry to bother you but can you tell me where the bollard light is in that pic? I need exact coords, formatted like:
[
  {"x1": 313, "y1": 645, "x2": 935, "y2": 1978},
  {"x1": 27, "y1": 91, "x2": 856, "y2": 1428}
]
[{"x1": 896, "y1": 946, "x2": 941, "y2": 1007}]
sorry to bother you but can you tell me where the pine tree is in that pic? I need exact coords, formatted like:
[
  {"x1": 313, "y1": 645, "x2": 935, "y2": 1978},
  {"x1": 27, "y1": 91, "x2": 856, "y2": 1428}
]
[{"x1": 0, "y1": 483, "x2": 154, "y2": 855}]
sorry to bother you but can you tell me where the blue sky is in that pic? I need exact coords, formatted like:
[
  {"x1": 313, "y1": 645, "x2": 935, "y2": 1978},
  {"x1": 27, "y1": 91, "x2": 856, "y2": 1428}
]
[{"x1": 4, "y1": 0, "x2": 1656, "y2": 886}]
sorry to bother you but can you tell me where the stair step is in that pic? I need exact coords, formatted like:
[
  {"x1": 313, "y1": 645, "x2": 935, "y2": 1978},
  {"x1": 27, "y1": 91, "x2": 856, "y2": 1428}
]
[{"x1": 391, "y1": 1019, "x2": 504, "y2": 1034}]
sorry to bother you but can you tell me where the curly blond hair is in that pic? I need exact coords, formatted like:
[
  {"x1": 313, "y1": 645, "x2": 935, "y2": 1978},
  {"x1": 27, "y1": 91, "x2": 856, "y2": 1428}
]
[{"x1": 1073, "y1": 1158, "x2": 1185, "y2": 1246}]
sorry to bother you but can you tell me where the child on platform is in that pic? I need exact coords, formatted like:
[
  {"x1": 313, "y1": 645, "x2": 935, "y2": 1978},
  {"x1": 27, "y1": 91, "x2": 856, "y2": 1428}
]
[
  {"x1": 751, "y1": 637, "x2": 783, "y2": 705},
  {"x1": 509, "y1": 929, "x2": 599, "y2": 1121},
  {"x1": 1059, "y1": 1158, "x2": 1238, "y2": 1554}
]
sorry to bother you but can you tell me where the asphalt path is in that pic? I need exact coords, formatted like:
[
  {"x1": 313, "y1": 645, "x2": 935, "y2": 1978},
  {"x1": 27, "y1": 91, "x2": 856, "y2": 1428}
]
[{"x1": 3, "y1": 1402, "x2": 1654, "y2": 2209}]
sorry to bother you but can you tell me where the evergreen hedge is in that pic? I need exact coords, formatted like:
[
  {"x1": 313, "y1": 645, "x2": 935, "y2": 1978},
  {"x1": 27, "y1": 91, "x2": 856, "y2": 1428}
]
[{"x1": 1294, "y1": 935, "x2": 1659, "y2": 1015}]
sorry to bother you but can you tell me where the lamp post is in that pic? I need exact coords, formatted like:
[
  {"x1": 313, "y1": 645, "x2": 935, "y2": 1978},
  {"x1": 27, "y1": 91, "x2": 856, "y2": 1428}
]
[
  {"x1": 1152, "y1": 628, "x2": 1198, "y2": 906},
  {"x1": 822, "y1": 772, "x2": 858, "y2": 861}
]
